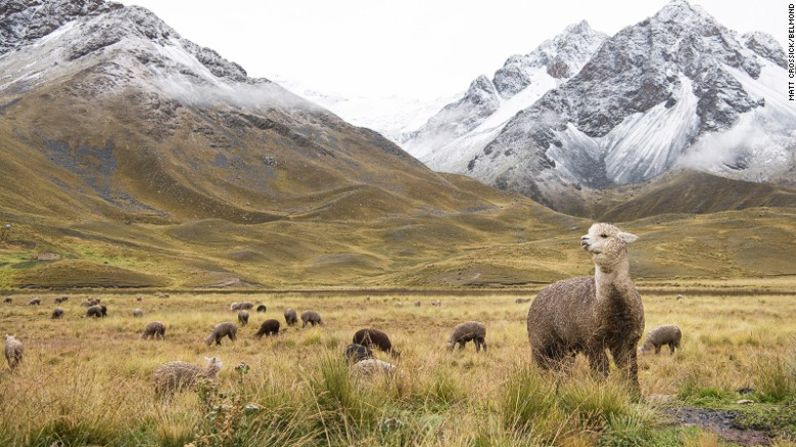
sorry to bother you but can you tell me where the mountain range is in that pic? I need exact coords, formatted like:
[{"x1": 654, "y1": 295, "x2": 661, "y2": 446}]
[
  {"x1": 305, "y1": 1, "x2": 796, "y2": 215},
  {"x1": 0, "y1": 0, "x2": 794, "y2": 289}
]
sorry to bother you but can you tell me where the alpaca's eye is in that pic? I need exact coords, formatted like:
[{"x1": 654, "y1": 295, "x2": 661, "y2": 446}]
[{"x1": 600, "y1": 233, "x2": 608, "y2": 238}]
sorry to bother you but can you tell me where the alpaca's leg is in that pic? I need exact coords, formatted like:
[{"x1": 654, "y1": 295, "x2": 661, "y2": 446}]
[
  {"x1": 587, "y1": 348, "x2": 609, "y2": 378},
  {"x1": 654, "y1": 345, "x2": 661, "y2": 355},
  {"x1": 611, "y1": 345, "x2": 641, "y2": 397},
  {"x1": 669, "y1": 343, "x2": 676, "y2": 354}
]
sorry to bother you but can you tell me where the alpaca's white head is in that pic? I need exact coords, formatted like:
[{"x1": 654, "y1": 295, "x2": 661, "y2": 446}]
[{"x1": 580, "y1": 223, "x2": 638, "y2": 268}]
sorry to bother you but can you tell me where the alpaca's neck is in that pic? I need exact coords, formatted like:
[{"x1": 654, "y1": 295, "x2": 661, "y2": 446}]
[
  {"x1": 594, "y1": 256, "x2": 634, "y2": 304},
  {"x1": 203, "y1": 364, "x2": 221, "y2": 378}
]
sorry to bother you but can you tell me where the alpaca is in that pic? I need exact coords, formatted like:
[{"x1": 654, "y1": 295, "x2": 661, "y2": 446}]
[
  {"x1": 527, "y1": 223, "x2": 644, "y2": 393},
  {"x1": 4, "y1": 335, "x2": 23, "y2": 369},
  {"x1": 152, "y1": 357, "x2": 223, "y2": 397}
]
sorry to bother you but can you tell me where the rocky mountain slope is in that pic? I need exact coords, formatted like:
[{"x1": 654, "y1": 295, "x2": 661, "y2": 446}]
[{"x1": 457, "y1": 0, "x2": 795, "y2": 213}]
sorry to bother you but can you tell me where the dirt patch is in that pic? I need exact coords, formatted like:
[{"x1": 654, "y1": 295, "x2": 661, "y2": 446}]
[{"x1": 665, "y1": 407, "x2": 772, "y2": 446}]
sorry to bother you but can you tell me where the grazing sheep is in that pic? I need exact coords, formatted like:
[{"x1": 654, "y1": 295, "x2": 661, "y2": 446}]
[
  {"x1": 229, "y1": 302, "x2": 240, "y2": 311},
  {"x1": 82, "y1": 298, "x2": 100, "y2": 307},
  {"x1": 447, "y1": 321, "x2": 487, "y2": 352},
  {"x1": 256, "y1": 304, "x2": 267, "y2": 313},
  {"x1": 54, "y1": 296, "x2": 68, "y2": 304},
  {"x1": 284, "y1": 308, "x2": 298, "y2": 326},
  {"x1": 51, "y1": 307, "x2": 64, "y2": 319},
  {"x1": 142, "y1": 321, "x2": 166, "y2": 340},
  {"x1": 414, "y1": 301, "x2": 421, "y2": 307},
  {"x1": 206, "y1": 322, "x2": 237, "y2": 345},
  {"x1": 353, "y1": 328, "x2": 399, "y2": 357},
  {"x1": 152, "y1": 357, "x2": 223, "y2": 397},
  {"x1": 238, "y1": 310, "x2": 249, "y2": 326},
  {"x1": 155, "y1": 292, "x2": 169, "y2": 299},
  {"x1": 136, "y1": 296, "x2": 143, "y2": 302},
  {"x1": 86, "y1": 305, "x2": 107, "y2": 318},
  {"x1": 676, "y1": 294, "x2": 684, "y2": 301},
  {"x1": 527, "y1": 223, "x2": 644, "y2": 393},
  {"x1": 254, "y1": 319, "x2": 280, "y2": 338},
  {"x1": 345, "y1": 343, "x2": 373, "y2": 363},
  {"x1": 352, "y1": 358, "x2": 395, "y2": 376},
  {"x1": 431, "y1": 300, "x2": 442, "y2": 307},
  {"x1": 2, "y1": 297, "x2": 10, "y2": 304},
  {"x1": 4, "y1": 335, "x2": 23, "y2": 369},
  {"x1": 132, "y1": 308, "x2": 144, "y2": 318},
  {"x1": 28, "y1": 298, "x2": 41, "y2": 306},
  {"x1": 640, "y1": 325, "x2": 682, "y2": 355},
  {"x1": 515, "y1": 298, "x2": 531, "y2": 304},
  {"x1": 301, "y1": 310, "x2": 322, "y2": 327}
]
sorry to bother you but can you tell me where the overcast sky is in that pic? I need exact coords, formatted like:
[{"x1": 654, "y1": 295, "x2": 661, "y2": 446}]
[{"x1": 119, "y1": 0, "x2": 787, "y2": 100}]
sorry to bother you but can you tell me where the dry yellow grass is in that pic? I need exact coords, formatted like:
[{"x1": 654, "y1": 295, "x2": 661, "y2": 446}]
[{"x1": 0, "y1": 290, "x2": 795, "y2": 446}]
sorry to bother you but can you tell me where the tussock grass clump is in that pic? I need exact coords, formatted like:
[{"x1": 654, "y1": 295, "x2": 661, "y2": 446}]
[{"x1": 752, "y1": 352, "x2": 796, "y2": 403}]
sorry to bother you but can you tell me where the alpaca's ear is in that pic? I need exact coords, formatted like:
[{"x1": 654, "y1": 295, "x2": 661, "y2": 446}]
[{"x1": 617, "y1": 232, "x2": 638, "y2": 243}]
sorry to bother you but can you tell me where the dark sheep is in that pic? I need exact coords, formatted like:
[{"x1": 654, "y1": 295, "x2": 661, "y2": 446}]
[
  {"x1": 238, "y1": 310, "x2": 249, "y2": 326},
  {"x1": 255, "y1": 319, "x2": 281, "y2": 338},
  {"x1": 54, "y1": 296, "x2": 69, "y2": 304},
  {"x1": 256, "y1": 304, "x2": 267, "y2": 313},
  {"x1": 142, "y1": 321, "x2": 166, "y2": 340},
  {"x1": 86, "y1": 305, "x2": 107, "y2": 318},
  {"x1": 51, "y1": 308, "x2": 64, "y2": 319},
  {"x1": 28, "y1": 298, "x2": 41, "y2": 306},
  {"x1": 301, "y1": 310, "x2": 322, "y2": 327},
  {"x1": 448, "y1": 321, "x2": 487, "y2": 352},
  {"x1": 353, "y1": 328, "x2": 399, "y2": 357},
  {"x1": 344, "y1": 343, "x2": 373, "y2": 363},
  {"x1": 284, "y1": 308, "x2": 298, "y2": 326},
  {"x1": 206, "y1": 322, "x2": 237, "y2": 345},
  {"x1": 640, "y1": 325, "x2": 682, "y2": 355},
  {"x1": 3, "y1": 297, "x2": 11, "y2": 304}
]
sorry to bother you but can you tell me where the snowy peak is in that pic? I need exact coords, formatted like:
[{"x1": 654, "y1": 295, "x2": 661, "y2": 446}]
[
  {"x1": 456, "y1": 0, "x2": 796, "y2": 213},
  {"x1": 742, "y1": 31, "x2": 787, "y2": 69},
  {"x1": 493, "y1": 20, "x2": 607, "y2": 98},
  {"x1": 403, "y1": 21, "x2": 607, "y2": 166},
  {"x1": 0, "y1": 0, "x2": 121, "y2": 54}
]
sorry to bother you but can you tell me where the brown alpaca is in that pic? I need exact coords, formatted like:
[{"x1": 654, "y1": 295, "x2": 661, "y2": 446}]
[{"x1": 527, "y1": 223, "x2": 644, "y2": 393}]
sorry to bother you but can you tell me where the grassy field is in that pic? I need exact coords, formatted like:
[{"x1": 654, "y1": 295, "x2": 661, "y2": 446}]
[{"x1": 1, "y1": 289, "x2": 795, "y2": 447}]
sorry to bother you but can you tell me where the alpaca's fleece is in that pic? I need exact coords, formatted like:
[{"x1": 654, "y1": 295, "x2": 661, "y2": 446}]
[
  {"x1": 527, "y1": 223, "x2": 644, "y2": 392},
  {"x1": 353, "y1": 328, "x2": 399, "y2": 357},
  {"x1": 284, "y1": 308, "x2": 298, "y2": 326},
  {"x1": 206, "y1": 322, "x2": 237, "y2": 345},
  {"x1": 51, "y1": 308, "x2": 64, "y2": 319},
  {"x1": 238, "y1": 310, "x2": 249, "y2": 326},
  {"x1": 255, "y1": 319, "x2": 280, "y2": 338},
  {"x1": 132, "y1": 308, "x2": 144, "y2": 318},
  {"x1": 86, "y1": 305, "x2": 107, "y2": 318},
  {"x1": 152, "y1": 357, "x2": 222, "y2": 396},
  {"x1": 448, "y1": 321, "x2": 487, "y2": 352},
  {"x1": 345, "y1": 343, "x2": 373, "y2": 363},
  {"x1": 301, "y1": 310, "x2": 322, "y2": 327},
  {"x1": 256, "y1": 304, "x2": 267, "y2": 313},
  {"x1": 142, "y1": 321, "x2": 167, "y2": 340},
  {"x1": 352, "y1": 358, "x2": 395, "y2": 376},
  {"x1": 4, "y1": 335, "x2": 23, "y2": 369},
  {"x1": 641, "y1": 325, "x2": 681, "y2": 354}
]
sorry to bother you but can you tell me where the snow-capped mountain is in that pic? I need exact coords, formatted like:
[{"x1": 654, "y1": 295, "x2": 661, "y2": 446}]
[
  {"x1": 460, "y1": 0, "x2": 796, "y2": 211},
  {"x1": 402, "y1": 20, "x2": 608, "y2": 172}
]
